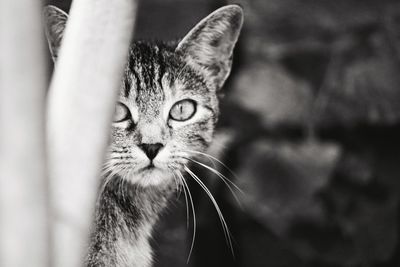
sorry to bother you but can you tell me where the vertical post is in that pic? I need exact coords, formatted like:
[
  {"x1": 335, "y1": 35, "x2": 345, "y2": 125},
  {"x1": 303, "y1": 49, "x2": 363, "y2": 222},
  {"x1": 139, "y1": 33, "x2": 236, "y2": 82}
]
[
  {"x1": 0, "y1": 0, "x2": 49, "y2": 267},
  {"x1": 47, "y1": 0, "x2": 137, "y2": 266}
]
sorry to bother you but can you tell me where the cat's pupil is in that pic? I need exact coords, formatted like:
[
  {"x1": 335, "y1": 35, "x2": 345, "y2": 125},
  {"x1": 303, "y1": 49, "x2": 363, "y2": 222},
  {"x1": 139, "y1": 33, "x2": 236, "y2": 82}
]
[{"x1": 169, "y1": 99, "x2": 196, "y2": 121}]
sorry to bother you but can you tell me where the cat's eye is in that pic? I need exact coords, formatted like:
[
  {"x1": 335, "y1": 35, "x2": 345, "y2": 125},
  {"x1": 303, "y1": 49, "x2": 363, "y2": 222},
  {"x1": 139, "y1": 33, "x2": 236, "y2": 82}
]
[
  {"x1": 113, "y1": 102, "x2": 131, "y2": 123},
  {"x1": 169, "y1": 99, "x2": 197, "y2": 121}
]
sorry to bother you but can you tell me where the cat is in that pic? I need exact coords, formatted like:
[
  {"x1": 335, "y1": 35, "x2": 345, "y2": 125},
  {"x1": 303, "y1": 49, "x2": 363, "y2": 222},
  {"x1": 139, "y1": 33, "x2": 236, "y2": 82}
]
[{"x1": 44, "y1": 4, "x2": 243, "y2": 267}]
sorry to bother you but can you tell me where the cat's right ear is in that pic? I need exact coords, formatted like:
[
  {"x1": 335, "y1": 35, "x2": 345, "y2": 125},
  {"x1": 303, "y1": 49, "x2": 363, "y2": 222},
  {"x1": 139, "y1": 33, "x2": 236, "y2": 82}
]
[
  {"x1": 176, "y1": 5, "x2": 243, "y2": 90},
  {"x1": 43, "y1": 5, "x2": 68, "y2": 62}
]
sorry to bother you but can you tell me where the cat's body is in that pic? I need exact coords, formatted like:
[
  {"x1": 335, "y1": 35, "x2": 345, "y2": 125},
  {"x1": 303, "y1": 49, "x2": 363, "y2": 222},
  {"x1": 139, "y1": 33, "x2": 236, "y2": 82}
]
[
  {"x1": 87, "y1": 177, "x2": 172, "y2": 267},
  {"x1": 44, "y1": 5, "x2": 243, "y2": 267}
]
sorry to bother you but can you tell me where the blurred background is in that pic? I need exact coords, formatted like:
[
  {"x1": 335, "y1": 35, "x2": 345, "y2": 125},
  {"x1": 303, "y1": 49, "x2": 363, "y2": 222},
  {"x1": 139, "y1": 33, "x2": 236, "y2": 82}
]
[{"x1": 48, "y1": 0, "x2": 400, "y2": 266}]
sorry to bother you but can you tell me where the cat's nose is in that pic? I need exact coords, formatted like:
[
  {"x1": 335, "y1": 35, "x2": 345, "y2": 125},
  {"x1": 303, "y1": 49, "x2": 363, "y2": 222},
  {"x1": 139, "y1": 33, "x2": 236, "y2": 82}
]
[{"x1": 139, "y1": 143, "x2": 164, "y2": 160}]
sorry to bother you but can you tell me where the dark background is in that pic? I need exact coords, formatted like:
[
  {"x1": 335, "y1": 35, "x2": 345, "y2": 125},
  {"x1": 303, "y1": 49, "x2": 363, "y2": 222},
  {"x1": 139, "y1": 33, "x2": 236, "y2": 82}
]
[{"x1": 48, "y1": 0, "x2": 400, "y2": 266}]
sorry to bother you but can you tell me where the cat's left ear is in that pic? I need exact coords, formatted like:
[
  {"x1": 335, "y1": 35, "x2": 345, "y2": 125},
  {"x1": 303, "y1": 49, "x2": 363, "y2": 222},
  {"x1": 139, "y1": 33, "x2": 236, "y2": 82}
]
[
  {"x1": 43, "y1": 5, "x2": 68, "y2": 62},
  {"x1": 176, "y1": 5, "x2": 243, "y2": 90}
]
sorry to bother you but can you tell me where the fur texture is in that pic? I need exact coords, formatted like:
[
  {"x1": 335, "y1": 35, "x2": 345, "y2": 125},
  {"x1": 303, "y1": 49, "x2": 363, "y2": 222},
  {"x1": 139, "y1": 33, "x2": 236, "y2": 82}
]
[{"x1": 44, "y1": 5, "x2": 243, "y2": 266}]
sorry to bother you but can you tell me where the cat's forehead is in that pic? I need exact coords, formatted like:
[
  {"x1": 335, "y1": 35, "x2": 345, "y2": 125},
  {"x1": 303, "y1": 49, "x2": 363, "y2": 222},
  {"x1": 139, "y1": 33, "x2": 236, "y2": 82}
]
[
  {"x1": 119, "y1": 43, "x2": 175, "y2": 115},
  {"x1": 119, "y1": 42, "x2": 210, "y2": 117}
]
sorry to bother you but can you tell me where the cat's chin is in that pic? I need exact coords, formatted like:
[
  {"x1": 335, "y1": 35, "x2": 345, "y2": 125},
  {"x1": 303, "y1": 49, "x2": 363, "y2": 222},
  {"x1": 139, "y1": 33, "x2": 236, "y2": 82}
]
[{"x1": 125, "y1": 166, "x2": 175, "y2": 187}]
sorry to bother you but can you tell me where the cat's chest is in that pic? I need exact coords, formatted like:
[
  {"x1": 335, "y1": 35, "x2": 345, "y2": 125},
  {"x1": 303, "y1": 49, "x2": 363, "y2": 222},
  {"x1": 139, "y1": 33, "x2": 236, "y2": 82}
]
[{"x1": 114, "y1": 224, "x2": 153, "y2": 267}]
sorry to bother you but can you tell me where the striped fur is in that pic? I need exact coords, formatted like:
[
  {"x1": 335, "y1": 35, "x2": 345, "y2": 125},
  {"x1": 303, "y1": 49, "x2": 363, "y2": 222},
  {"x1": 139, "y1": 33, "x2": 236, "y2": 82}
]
[{"x1": 44, "y1": 5, "x2": 243, "y2": 267}]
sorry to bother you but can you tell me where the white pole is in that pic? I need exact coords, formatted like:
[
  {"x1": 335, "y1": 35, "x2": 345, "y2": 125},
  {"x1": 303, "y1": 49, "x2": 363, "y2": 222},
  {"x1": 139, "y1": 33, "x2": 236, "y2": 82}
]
[
  {"x1": 0, "y1": 0, "x2": 49, "y2": 267},
  {"x1": 47, "y1": 0, "x2": 138, "y2": 266}
]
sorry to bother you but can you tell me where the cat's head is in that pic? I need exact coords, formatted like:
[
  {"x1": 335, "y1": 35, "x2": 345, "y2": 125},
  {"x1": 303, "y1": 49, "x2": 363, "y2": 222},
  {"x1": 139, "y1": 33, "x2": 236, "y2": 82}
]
[{"x1": 44, "y1": 5, "x2": 243, "y2": 187}]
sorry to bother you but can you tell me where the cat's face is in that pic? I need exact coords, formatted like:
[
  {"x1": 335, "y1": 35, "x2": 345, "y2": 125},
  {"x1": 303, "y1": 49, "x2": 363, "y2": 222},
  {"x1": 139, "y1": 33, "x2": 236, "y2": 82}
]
[
  {"x1": 107, "y1": 42, "x2": 220, "y2": 186},
  {"x1": 44, "y1": 5, "x2": 243, "y2": 187}
]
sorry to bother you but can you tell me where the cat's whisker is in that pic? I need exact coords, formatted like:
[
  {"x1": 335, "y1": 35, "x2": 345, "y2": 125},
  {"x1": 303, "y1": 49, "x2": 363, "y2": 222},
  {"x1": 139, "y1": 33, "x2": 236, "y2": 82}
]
[
  {"x1": 98, "y1": 165, "x2": 121, "y2": 200},
  {"x1": 172, "y1": 173, "x2": 180, "y2": 198},
  {"x1": 182, "y1": 149, "x2": 245, "y2": 205},
  {"x1": 173, "y1": 171, "x2": 189, "y2": 229},
  {"x1": 184, "y1": 166, "x2": 235, "y2": 256},
  {"x1": 177, "y1": 171, "x2": 196, "y2": 263},
  {"x1": 184, "y1": 149, "x2": 242, "y2": 185},
  {"x1": 120, "y1": 167, "x2": 129, "y2": 202},
  {"x1": 184, "y1": 157, "x2": 244, "y2": 208},
  {"x1": 118, "y1": 174, "x2": 124, "y2": 200},
  {"x1": 100, "y1": 162, "x2": 114, "y2": 174},
  {"x1": 100, "y1": 163, "x2": 118, "y2": 181},
  {"x1": 188, "y1": 157, "x2": 242, "y2": 193},
  {"x1": 100, "y1": 160, "x2": 125, "y2": 176},
  {"x1": 100, "y1": 162, "x2": 135, "y2": 202},
  {"x1": 171, "y1": 171, "x2": 182, "y2": 199}
]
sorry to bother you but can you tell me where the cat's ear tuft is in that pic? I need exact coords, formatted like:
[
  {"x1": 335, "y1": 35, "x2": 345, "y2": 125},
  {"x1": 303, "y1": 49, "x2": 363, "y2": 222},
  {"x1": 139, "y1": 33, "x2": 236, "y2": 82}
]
[
  {"x1": 176, "y1": 5, "x2": 243, "y2": 90},
  {"x1": 43, "y1": 5, "x2": 68, "y2": 62}
]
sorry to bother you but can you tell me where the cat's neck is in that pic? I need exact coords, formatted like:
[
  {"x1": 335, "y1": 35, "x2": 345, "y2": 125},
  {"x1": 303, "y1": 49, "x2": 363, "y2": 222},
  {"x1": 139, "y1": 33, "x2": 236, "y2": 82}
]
[{"x1": 86, "y1": 176, "x2": 174, "y2": 267}]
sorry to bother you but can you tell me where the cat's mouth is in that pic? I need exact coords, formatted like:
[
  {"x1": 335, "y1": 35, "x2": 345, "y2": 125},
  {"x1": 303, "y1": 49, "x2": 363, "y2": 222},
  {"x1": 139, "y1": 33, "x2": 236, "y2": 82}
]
[
  {"x1": 139, "y1": 162, "x2": 162, "y2": 173},
  {"x1": 141, "y1": 163, "x2": 155, "y2": 171}
]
